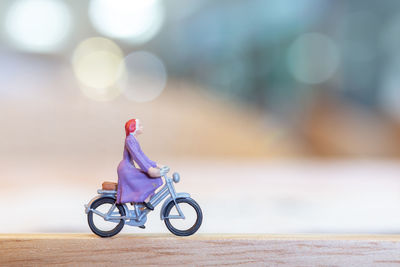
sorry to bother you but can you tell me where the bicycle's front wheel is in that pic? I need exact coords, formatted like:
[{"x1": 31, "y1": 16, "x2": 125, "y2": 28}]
[{"x1": 163, "y1": 198, "x2": 202, "y2": 236}]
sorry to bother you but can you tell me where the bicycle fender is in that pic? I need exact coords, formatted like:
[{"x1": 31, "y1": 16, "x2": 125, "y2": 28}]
[
  {"x1": 85, "y1": 195, "x2": 105, "y2": 214},
  {"x1": 84, "y1": 194, "x2": 129, "y2": 217},
  {"x1": 160, "y1": 192, "x2": 191, "y2": 220}
]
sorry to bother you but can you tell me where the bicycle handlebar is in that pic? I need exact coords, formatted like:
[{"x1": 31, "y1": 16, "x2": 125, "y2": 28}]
[{"x1": 160, "y1": 166, "x2": 170, "y2": 176}]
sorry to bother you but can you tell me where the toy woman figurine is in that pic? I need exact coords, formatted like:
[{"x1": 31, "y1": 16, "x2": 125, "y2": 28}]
[{"x1": 116, "y1": 119, "x2": 164, "y2": 210}]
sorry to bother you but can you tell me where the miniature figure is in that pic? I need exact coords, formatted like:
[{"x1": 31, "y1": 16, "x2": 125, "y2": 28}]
[
  {"x1": 84, "y1": 119, "x2": 203, "y2": 237},
  {"x1": 116, "y1": 119, "x2": 164, "y2": 209}
]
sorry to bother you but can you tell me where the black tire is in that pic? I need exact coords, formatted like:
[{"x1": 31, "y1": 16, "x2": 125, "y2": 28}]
[
  {"x1": 164, "y1": 198, "x2": 203, "y2": 236},
  {"x1": 87, "y1": 197, "x2": 126, "y2": 238}
]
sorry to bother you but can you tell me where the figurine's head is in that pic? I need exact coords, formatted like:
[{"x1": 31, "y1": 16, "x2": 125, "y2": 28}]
[{"x1": 125, "y1": 119, "x2": 144, "y2": 136}]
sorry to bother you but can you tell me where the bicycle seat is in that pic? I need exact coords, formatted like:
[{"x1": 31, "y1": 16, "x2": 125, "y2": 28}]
[{"x1": 102, "y1": 182, "x2": 118, "y2": 191}]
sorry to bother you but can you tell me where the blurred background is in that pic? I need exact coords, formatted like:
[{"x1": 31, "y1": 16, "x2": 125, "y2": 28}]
[{"x1": 1, "y1": 0, "x2": 400, "y2": 234}]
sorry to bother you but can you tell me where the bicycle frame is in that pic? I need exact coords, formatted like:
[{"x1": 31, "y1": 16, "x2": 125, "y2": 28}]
[{"x1": 84, "y1": 172, "x2": 191, "y2": 226}]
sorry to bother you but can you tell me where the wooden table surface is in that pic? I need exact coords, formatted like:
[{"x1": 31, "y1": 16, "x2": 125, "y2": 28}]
[{"x1": 1, "y1": 234, "x2": 400, "y2": 266}]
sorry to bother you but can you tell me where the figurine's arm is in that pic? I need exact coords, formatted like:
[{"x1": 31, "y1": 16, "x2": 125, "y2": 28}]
[
  {"x1": 141, "y1": 152, "x2": 157, "y2": 168},
  {"x1": 126, "y1": 138, "x2": 160, "y2": 177},
  {"x1": 126, "y1": 139, "x2": 152, "y2": 172}
]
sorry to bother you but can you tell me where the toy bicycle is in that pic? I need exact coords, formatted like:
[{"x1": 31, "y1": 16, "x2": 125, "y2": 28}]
[{"x1": 84, "y1": 167, "x2": 203, "y2": 237}]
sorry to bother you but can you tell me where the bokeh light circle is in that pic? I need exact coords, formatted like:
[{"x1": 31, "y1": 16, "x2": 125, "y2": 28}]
[
  {"x1": 74, "y1": 51, "x2": 123, "y2": 89},
  {"x1": 119, "y1": 51, "x2": 167, "y2": 102},
  {"x1": 88, "y1": 0, "x2": 164, "y2": 45},
  {"x1": 5, "y1": 0, "x2": 72, "y2": 53},
  {"x1": 72, "y1": 37, "x2": 125, "y2": 101},
  {"x1": 287, "y1": 33, "x2": 340, "y2": 84}
]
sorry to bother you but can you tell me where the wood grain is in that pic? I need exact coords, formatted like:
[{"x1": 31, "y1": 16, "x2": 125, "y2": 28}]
[{"x1": 1, "y1": 234, "x2": 400, "y2": 266}]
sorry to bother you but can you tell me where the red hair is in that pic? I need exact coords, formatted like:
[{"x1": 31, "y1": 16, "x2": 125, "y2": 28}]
[{"x1": 125, "y1": 119, "x2": 137, "y2": 137}]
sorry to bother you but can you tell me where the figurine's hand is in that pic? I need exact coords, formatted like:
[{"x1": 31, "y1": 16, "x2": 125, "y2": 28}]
[{"x1": 148, "y1": 167, "x2": 161, "y2": 178}]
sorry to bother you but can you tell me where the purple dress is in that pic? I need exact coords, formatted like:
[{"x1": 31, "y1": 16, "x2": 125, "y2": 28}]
[{"x1": 116, "y1": 135, "x2": 163, "y2": 204}]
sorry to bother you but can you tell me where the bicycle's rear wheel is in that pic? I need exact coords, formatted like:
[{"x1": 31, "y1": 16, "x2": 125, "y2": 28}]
[{"x1": 87, "y1": 197, "x2": 125, "y2": 238}]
